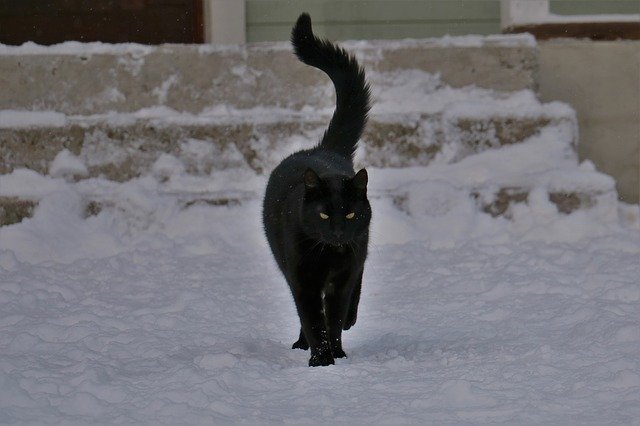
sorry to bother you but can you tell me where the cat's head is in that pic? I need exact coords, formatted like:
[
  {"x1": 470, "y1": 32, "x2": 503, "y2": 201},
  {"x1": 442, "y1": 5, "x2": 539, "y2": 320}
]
[{"x1": 300, "y1": 168, "x2": 371, "y2": 246}]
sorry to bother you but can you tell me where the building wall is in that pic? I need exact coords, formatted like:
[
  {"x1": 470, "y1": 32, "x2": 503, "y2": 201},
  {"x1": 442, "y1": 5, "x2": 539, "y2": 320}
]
[
  {"x1": 539, "y1": 40, "x2": 640, "y2": 204},
  {"x1": 550, "y1": 0, "x2": 639, "y2": 16},
  {"x1": 245, "y1": 0, "x2": 639, "y2": 42}
]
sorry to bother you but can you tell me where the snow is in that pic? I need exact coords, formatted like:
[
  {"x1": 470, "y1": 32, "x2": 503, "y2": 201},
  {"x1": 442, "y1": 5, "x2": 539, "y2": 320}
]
[
  {"x1": 0, "y1": 169, "x2": 68, "y2": 200},
  {"x1": 1, "y1": 154, "x2": 639, "y2": 424},
  {"x1": 0, "y1": 85, "x2": 569, "y2": 129},
  {"x1": 0, "y1": 34, "x2": 535, "y2": 58},
  {"x1": 0, "y1": 41, "x2": 155, "y2": 56},
  {"x1": 343, "y1": 33, "x2": 537, "y2": 49},
  {"x1": 49, "y1": 150, "x2": 89, "y2": 180},
  {"x1": 0, "y1": 110, "x2": 67, "y2": 128}
]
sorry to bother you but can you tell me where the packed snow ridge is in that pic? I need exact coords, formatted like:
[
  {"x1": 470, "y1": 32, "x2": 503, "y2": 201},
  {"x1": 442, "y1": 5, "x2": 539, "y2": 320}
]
[{"x1": 0, "y1": 33, "x2": 536, "y2": 56}]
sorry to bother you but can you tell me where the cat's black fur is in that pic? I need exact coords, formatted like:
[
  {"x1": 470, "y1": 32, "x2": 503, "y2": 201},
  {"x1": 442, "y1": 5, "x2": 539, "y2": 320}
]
[{"x1": 262, "y1": 13, "x2": 372, "y2": 367}]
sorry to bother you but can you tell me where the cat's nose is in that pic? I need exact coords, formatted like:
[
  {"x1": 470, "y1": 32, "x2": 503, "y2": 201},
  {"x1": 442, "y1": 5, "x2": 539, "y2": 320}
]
[{"x1": 332, "y1": 230, "x2": 344, "y2": 239}]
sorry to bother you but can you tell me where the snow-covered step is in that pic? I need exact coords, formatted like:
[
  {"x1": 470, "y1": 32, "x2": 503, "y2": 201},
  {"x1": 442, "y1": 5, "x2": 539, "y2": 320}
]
[
  {"x1": 368, "y1": 127, "x2": 618, "y2": 223},
  {"x1": 389, "y1": 186, "x2": 607, "y2": 218},
  {"x1": 0, "y1": 94, "x2": 575, "y2": 180},
  {"x1": 366, "y1": 91, "x2": 576, "y2": 167},
  {"x1": 0, "y1": 174, "x2": 614, "y2": 229},
  {"x1": 0, "y1": 122, "x2": 615, "y2": 228},
  {"x1": 0, "y1": 176, "x2": 615, "y2": 228},
  {"x1": 0, "y1": 35, "x2": 537, "y2": 116},
  {"x1": 1, "y1": 33, "x2": 605, "y2": 227}
]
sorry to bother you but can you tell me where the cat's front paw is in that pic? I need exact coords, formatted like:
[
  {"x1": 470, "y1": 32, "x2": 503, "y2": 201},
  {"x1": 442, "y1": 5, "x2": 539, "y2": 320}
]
[
  {"x1": 292, "y1": 338, "x2": 309, "y2": 351},
  {"x1": 332, "y1": 347, "x2": 347, "y2": 359},
  {"x1": 309, "y1": 347, "x2": 334, "y2": 367},
  {"x1": 342, "y1": 315, "x2": 356, "y2": 330}
]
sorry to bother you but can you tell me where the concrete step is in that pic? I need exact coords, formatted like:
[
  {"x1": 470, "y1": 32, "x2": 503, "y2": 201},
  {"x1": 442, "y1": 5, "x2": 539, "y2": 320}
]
[
  {"x1": 0, "y1": 102, "x2": 575, "y2": 180},
  {"x1": 0, "y1": 196, "x2": 35, "y2": 226},
  {"x1": 0, "y1": 188, "x2": 606, "y2": 228},
  {"x1": 0, "y1": 169, "x2": 614, "y2": 227},
  {"x1": 0, "y1": 112, "x2": 607, "y2": 229},
  {"x1": 3, "y1": 35, "x2": 609, "y2": 228},
  {"x1": 0, "y1": 35, "x2": 537, "y2": 116},
  {"x1": 388, "y1": 186, "x2": 610, "y2": 218}
]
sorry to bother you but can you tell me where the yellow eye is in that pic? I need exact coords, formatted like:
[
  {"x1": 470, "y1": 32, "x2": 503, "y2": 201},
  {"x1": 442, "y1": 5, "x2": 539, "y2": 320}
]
[
  {"x1": 346, "y1": 212, "x2": 355, "y2": 219},
  {"x1": 320, "y1": 212, "x2": 329, "y2": 220}
]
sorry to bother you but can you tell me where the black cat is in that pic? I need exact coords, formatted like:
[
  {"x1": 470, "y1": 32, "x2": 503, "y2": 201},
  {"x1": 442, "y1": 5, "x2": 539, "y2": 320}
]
[{"x1": 262, "y1": 13, "x2": 372, "y2": 367}]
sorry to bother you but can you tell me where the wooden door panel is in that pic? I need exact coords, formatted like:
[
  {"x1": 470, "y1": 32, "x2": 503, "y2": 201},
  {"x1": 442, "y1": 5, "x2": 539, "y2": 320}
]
[{"x1": 0, "y1": 0, "x2": 204, "y2": 45}]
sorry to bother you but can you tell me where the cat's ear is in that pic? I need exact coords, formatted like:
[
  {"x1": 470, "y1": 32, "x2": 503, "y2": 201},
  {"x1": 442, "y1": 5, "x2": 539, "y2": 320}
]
[
  {"x1": 352, "y1": 168, "x2": 368, "y2": 191},
  {"x1": 304, "y1": 168, "x2": 321, "y2": 189}
]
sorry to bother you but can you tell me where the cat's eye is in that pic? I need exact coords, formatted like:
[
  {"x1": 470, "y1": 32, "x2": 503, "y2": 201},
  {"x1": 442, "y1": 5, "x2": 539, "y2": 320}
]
[
  {"x1": 346, "y1": 212, "x2": 355, "y2": 219},
  {"x1": 319, "y1": 212, "x2": 329, "y2": 220}
]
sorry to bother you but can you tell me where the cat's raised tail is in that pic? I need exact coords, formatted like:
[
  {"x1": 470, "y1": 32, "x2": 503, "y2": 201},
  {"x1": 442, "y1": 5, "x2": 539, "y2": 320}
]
[{"x1": 291, "y1": 13, "x2": 371, "y2": 161}]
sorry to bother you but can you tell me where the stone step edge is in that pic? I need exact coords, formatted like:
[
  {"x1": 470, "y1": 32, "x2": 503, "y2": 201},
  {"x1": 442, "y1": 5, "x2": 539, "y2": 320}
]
[
  {"x1": 0, "y1": 34, "x2": 537, "y2": 116},
  {"x1": 1, "y1": 106, "x2": 575, "y2": 129},
  {"x1": 1, "y1": 114, "x2": 576, "y2": 179},
  {"x1": 0, "y1": 185, "x2": 606, "y2": 227}
]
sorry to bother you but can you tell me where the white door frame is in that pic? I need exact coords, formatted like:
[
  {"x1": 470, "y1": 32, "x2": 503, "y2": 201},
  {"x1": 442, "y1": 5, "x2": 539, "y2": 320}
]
[{"x1": 203, "y1": 0, "x2": 246, "y2": 44}]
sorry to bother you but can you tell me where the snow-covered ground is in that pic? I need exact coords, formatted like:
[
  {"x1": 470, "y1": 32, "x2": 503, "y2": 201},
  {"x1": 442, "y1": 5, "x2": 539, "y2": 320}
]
[{"x1": 1, "y1": 157, "x2": 639, "y2": 424}]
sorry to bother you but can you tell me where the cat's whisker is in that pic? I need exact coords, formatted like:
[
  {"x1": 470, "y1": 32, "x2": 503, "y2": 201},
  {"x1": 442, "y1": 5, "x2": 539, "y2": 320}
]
[
  {"x1": 299, "y1": 240, "x2": 323, "y2": 264},
  {"x1": 347, "y1": 241, "x2": 357, "y2": 256}
]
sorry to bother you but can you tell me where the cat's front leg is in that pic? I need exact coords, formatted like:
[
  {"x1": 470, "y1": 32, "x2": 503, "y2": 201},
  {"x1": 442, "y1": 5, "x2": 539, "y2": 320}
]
[
  {"x1": 343, "y1": 270, "x2": 363, "y2": 331},
  {"x1": 308, "y1": 334, "x2": 334, "y2": 367},
  {"x1": 291, "y1": 285, "x2": 334, "y2": 367},
  {"x1": 325, "y1": 291, "x2": 348, "y2": 358},
  {"x1": 324, "y1": 271, "x2": 356, "y2": 359}
]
